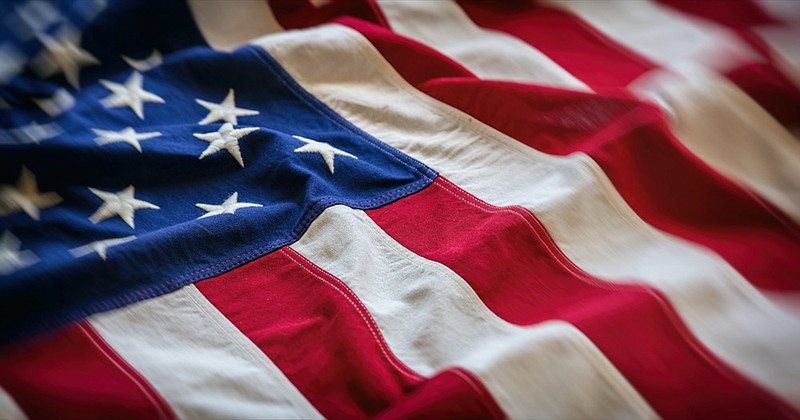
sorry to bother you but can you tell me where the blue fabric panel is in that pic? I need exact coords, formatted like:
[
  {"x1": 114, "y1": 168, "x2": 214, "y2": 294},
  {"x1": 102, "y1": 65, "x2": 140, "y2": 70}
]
[
  {"x1": 0, "y1": 0, "x2": 206, "y2": 116},
  {"x1": 0, "y1": 19, "x2": 437, "y2": 341}
]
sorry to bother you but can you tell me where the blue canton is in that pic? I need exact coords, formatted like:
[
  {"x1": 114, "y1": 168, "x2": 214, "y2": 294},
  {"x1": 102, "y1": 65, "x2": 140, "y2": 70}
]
[{"x1": 0, "y1": 0, "x2": 436, "y2": 342}]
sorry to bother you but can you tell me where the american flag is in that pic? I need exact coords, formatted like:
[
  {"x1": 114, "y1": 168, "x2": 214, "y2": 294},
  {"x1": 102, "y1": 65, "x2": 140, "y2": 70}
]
[{"x1": 1, "y1": 0, "x2": 799, "y2": 418}]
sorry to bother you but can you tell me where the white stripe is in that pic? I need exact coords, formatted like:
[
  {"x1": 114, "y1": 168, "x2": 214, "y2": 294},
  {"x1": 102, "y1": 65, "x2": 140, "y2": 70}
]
[
  {"x1": 253, "y1": 25, "x2": 800, "y2": 407},
  {"x1": 89, "y1": 285, "x2": 322, "y2": 419},
  {"x1": 0, "y1": 387, "x2": 26, "y2": 420},
  {"x1": 376, "y1": 0, "x2": 589, "y2": 91},
  {"x1": 631, "y1": 64, "x2": 800, "y2": 223},
  {"x1": 375, "y1": 0, "x2": 800, "y2": 225},
  {"x1": 756, "y1": 0, "x2": 800, "y2": 23},
  {"x1": 754, "y1": 25, "x2": 800, "y2": 88},
  {"x1": 377, "y1": 0, "x2": 799, "y2": 221},
  {"x1": 291, "y1": 205, "x2": 656, "y2": 419},
  {"x1": 765, "y1": 291, "x2": 800, "y2": 317},
  {"x1": 187, "y1": 0, "x2": 283, "y2": 52},
  {"x1": 546, "y1": 0, "x2": 759, "y2": 73}
]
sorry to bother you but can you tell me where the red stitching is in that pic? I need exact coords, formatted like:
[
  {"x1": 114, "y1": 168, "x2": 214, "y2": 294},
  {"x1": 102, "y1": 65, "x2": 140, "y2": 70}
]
[{"x1": 280, "y1": 248, "x2": 424, "y2": 383}]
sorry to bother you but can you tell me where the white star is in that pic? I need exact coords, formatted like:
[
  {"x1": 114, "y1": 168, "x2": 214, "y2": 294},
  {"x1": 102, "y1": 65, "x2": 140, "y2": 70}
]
[
  {"x1": 10, "y1": 121, "x2": 62, "y2": 144},
  {"x1": 70, "y1": 235, "x2": 136, "y2": 260},
  {"x1": 292, "y1": 135, "x2": 357, "y2": 174},
  {"x1": 0, "y1": 166, "x2": 62, "y2": 220},
  {"x1": 31, "y1": 27, "x2": 100, "y2": 89},
  {"x1": 196, "y1": 89, "x2": 258, "y2": 125},
  {"x1": 122, "y1": 49, "x2": 163, "y2": 72},
  {"x1": 92, "y1": 127, "x2": 161, "y2": 152},
  {"x1": 196, "y1": 192, "x2": 262, "y2": 219},
  {"x1": 100, "y1": 71, "x2": 165, "y2": 119},
  {"x1": 0, "y1": 231, "x2": 38, "y2": 275},
  {"x1": 193, "y1": 122, "x2": 259, "y2": 167},
  {"x1": 0, "y1": 43, "x2": 25, "y2": 84},
  {"x1": 13, "y1": 0, "x2": 61, "y2": 39},
  {"x1": 88, "y1": 185, "x2": 159, "y2": 228},
  {"x1": 34, "y1": 88, "x2": 74, "y2": 116}
]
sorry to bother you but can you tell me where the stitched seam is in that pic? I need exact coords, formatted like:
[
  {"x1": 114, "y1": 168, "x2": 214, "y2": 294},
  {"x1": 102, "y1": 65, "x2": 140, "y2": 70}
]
[
  {"x1": 433, "y1": 178, "x2": 795, "y2": 406},
  {"x1": 448, "y1": 367, "x2": 505, "y2": 419},
  {"x1": 27, "y1": 175, "x2": 434, "y2": 341},
  {"x1": 246, "y1": 46, "x2": 436, "y2": 180},
  {"x1": 321, "y1": 26, "x2": 562, "y2": 164},
  {"x1": 78, "y1": 323, "x2": 172, "y2": 420},
  {"x1": 376, "y1": 33, "x2": 777, "y2": 311},
  {"x1": 560, "y1": 324, "x2": 656, "y2": 418},
  {"x1": 578, "y1": 156, "x2": 784, "y2": 311},
  {"x1": 170, "y1": 176, "x2": 430, "y2": 283},
  {"x1": 384, "y1": 183, "x2": 657, "y2": 411},
  {"x1": 307, "y1": 26, "x2": 789, "y2": 316},
  {"x1": 659, "y1": 82, "x2": 800, "y2": 232},
  {"x1": 435, "y1": 177, "x2": 607, "y2": 286},
  {"x1": 183, "y1": 285, "x2": 320, "y2": 416},
  {"x1": 281, "y1": 247, "x2": 424, "y2": 382},
  {"x1": 353, "y1": 207, "x2": 515, "y2": 333},
  {"x1": 266, "y1": 25, "x2": 782, "y2": 308},
  {"x1": 16, "y1": 34, "x2": 441, "y2": 340},
  {"x1": 296, "y1": 27, "x2": 679, "y2": 245},
  {"x1": 583, "y1": 106, "x2": 800, "y2": 239}
]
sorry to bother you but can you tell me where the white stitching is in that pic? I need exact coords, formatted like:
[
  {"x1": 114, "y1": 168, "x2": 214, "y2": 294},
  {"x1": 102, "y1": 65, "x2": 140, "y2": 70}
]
[
  {"x1": 281, "y1": 248, "x2": 424, "y2": 382},
  {"x1": 182, "y1": 285, "x2": 322, "y2": 417},
  {"x1": 78, "y1": 323, "x2": 172, "y2": 420}
]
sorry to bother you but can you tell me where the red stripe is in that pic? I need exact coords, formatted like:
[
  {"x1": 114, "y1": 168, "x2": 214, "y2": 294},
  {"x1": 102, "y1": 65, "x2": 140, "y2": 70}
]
[
  {"x1": 725, "y1": 63, "x2": 800, "y2": 127},
  {"x1": 270, "y1": 0, "x2": 800, "y2": 126},
  {"x1": 457, "y1": 0, "x2": 659, "y2": 87},
  {"x1": 343, "y1": 18, "x2": 800, "y2": 294},
  {"x1": 419, "y1": 79, "x2": 800, "y2": 292},
  {"x1": 195, "y1": 247, "x2": 503, "y2": 419},
  {"x1": 655, "y1": 0, "x2": 800, "y2": 127},
  {"x1": 366, "y1": 177, "x2": 796, "y2": 418},
  {"x1": 269, "y1": 0, "x2": 389, "y2": 30},
  {"x1": 0, "y1": 322, "x2": 173, "y2": 419},
  {"x1": 457, "y1": 0, "x2": 800, "y2": 127},
  {"x1": 654, "y1": 0, "x2": 783, "y2": 63},
  {"x1": 376, "y1": 367, "x2": 504, "y2": 420},
  {"x1": 657, "y1": 0, "x2": 780, "y2": 28},
  {"x1": 332, "y1": 16, "x2": 476, "y2": 86}
]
